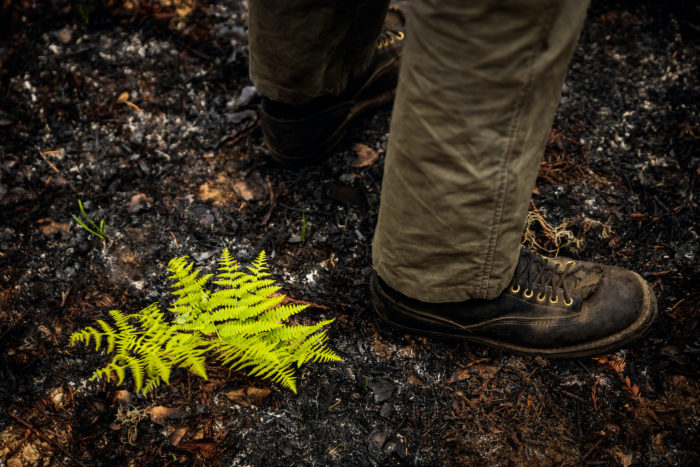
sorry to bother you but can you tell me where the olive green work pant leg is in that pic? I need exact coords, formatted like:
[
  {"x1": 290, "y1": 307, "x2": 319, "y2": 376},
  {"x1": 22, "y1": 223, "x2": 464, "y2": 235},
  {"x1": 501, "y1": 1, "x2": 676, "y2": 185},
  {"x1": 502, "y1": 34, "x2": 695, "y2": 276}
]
[
  {"x1": 248, "y1": 0, "x2": 390, "y2": 104},
  {"x1": 372, "y1": 0, "x2": 589, "y2": 302},
  {"x1": 247, "y1": 0, "x2": 589, "y2": 303}
]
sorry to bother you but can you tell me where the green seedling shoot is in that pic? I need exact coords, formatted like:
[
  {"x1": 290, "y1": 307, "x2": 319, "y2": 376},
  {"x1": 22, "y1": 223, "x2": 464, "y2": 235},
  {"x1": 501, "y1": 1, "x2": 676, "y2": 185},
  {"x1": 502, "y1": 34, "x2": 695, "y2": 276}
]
[
  {"x1": 301, "y1": 211, "x2": 308, "y2": 243},
  {"x1": 71, "y1": 200, "x2": 107, "y2": 241}
]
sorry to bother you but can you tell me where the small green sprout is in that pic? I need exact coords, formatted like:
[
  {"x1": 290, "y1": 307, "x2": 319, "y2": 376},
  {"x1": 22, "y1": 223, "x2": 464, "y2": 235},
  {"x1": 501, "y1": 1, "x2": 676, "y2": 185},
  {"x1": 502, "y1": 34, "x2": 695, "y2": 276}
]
[
  {"x1": 301, "y1": 211, "x2": 308, "y2": 244},
  {"x1": 78, "y1": 3, "x2": 90, "y2": 24},
  {"x1": 71, "y1": 200, "x2": 107, "y2": 241}
]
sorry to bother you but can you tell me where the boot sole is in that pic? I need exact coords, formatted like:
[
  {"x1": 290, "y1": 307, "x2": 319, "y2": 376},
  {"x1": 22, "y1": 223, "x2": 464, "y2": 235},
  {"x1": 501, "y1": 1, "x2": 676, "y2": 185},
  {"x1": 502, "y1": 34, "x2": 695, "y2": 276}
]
[{"x1": 370, "y1": 273, "x2": 658, "y2": 358}]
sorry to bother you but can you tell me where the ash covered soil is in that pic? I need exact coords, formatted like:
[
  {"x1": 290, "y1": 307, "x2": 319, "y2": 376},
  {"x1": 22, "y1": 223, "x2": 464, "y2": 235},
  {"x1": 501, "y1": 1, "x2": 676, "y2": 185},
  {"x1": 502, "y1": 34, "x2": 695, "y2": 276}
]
[{"x1": 1, "y1": 1, "x2": 699, "y2": 465}]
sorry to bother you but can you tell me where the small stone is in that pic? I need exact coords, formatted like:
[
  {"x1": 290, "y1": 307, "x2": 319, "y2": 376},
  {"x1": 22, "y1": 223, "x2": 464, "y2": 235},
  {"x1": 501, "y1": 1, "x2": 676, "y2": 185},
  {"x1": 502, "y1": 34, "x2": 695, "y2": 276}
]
[
  {"x1": 380, "y1": 403, "x2": 394, "y2": 418},
  {"x1": 368, "y1": 380, "x2": 395, "y2": 403},
  {"x1": 56, "y1": 27, "x2": 72, "y2": 44},
  {"x1": 50, "y1": 387, "x2": 65, "y2": 406},
  {"x1": 339, "y1": 173, "x2": 355, "y2": 184},
  {"x1": 235, "y1": 85, "x2": 259, "y2": 107},
  {"x1": 288, "y1": 235, "x2": 302, "y2": 244},
  {"x1": 368, "y1": 430, "x2": 386, "y2": 448},
  {"x1": 200, "y1": 212, "x2": 215, "y2": 227},
  {"x1": 236, "y1": 248, "x2": 251, "y2": 261}
]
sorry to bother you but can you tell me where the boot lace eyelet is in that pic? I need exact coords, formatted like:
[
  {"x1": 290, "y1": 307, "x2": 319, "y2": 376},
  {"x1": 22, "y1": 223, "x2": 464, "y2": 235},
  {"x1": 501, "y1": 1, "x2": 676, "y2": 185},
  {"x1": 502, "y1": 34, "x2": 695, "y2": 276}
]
[
  {"x1": 550, "y1": 295, "x2": 559, "y2": 304},
  {"x1": 510, "y1": 285, "x2": 521, "y2": 294},
  {"x1": 378, "y1": 30, "x2": 404, "y2": 49},
  {"x1": 523, "y1": 289, "x2": 533, "y2": 298},
  {"x1": 564, "y1": 297, "x2": 573, "y2": 306},
  {"x1": 537, "y1": 292, "x2": 546, "y2": 302}
]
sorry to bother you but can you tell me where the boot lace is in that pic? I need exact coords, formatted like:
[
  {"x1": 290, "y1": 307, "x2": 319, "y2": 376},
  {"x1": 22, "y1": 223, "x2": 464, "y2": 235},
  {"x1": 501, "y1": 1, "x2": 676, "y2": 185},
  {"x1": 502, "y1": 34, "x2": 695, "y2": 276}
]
[
  {"x1": 509, "y1": 249, "x2": 581, "y2": 307},
  {"x1": 377, "y1": 30, "x2": 405, "y2": 49}
]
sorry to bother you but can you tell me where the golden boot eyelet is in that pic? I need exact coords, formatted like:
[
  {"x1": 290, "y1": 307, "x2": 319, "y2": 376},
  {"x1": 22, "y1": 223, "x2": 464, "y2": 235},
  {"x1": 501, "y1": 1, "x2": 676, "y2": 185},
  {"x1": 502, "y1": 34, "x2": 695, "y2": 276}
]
[
  {"x1": 537, "y1": 293, "x2": 546, "y2": 302},
  {"x1": 523, "y1": 289, "x2": 533, "y2": 299},
  {"x1": 564, "y1": 297, "x2": 574, "y2": 306},
  {"x1": 510, "y1": 285, "x2": 521, "y2": 294},
  {"x1": 550, "y1": 295, "x2": 559, "y2": 304},
  {"x1": 396, "y1": 31, "x2": 405, "y2": 40}
]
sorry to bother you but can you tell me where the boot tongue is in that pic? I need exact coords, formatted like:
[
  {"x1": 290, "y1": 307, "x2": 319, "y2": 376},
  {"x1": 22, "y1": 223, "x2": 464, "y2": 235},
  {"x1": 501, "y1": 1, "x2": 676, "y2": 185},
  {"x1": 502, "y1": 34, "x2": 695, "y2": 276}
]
[
  {"x1": 546, "y1": 256, "x2": 604, "y2": 299},
  {"x1": 516, "y1": 251, "x2": 603, "y2": 300}
]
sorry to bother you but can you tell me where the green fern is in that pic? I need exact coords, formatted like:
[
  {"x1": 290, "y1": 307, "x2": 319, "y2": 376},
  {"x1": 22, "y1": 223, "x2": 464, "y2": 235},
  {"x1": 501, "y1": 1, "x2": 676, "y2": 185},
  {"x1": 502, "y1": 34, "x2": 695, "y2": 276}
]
[{"x1": 70, "y1": 249, "x2": 341, "y2": 395}]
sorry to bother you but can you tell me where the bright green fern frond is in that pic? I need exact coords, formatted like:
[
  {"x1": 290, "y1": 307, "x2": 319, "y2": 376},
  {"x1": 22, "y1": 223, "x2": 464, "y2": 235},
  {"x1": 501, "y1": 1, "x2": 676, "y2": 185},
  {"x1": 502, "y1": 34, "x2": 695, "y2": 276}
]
[
  {"x1": 90, "y1": 362, "x2": 127, "y2": 386},
  {"x1": 217, "y1": 248, "x2": 239, "y2": 274},
  {"x1": 247, "y1": 251, "x2": 270, "y2": 278},
  {"x1": 258, "y1": 303, "x2": 309, "y2": 325},
  {"x1": 216, "y1": 319, "x2": 284, "y2": 338},
  {"x1": 125, "y1": 355, "x2": 145, "y2": 393},
  {"x1": 71, "y1": 248, "x2": 340, "y2": 396},
  {"x1": 70, "y1": 326, "x2": 101, "y2": 351},
  {"x1": 291, "y1": 331, "x2": 341, "y2": 366},
  {"x1": 264, "y1": 319, "x2": 333, "y2": 345}
]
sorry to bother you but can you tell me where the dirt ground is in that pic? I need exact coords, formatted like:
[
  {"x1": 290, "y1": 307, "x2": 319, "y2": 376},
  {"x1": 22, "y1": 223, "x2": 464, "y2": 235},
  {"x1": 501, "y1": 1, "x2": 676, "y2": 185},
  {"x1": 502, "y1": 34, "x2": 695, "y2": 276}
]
[{"x1": 1, "y1": 0, "x2": 698, "y2": 465}]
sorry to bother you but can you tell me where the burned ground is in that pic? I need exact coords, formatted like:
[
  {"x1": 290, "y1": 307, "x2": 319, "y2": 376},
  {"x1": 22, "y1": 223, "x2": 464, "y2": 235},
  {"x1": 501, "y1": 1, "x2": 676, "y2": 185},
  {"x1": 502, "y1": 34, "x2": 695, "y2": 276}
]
[{"x1": 0, "y1": 1, "x2": 698, "y2": 465}]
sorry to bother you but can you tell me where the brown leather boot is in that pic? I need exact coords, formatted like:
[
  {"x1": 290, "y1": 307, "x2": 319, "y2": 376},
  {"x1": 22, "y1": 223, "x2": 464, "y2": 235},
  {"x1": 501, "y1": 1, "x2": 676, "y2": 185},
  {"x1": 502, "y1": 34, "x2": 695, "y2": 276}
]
[
  {"x1": 370, "y1": 248, "x2": 658, "y2": 358},
  {"x1": 260, "y1": 9, "x2": 406, "y2": 165}
]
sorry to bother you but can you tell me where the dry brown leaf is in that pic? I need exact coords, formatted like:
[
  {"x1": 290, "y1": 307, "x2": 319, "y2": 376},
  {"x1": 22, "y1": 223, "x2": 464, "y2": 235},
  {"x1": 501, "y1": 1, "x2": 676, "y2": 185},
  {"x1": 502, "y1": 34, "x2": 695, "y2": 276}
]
[
  {"x1": 168, "y1": 427, "x2": 188, "y2": 446},
  {"x1": 223, "y1": 388, "x2": 248, "y2": 406},
  {"x1": 198, "y1": 182, "x2": 223, "y2": 203},
  {"x1": 407, "y1": 374, "x2": 425, "y2": 386},
  {"x1": 351, "y1": 143, "x2": 379, "y2": 167},
  {"x1": 179, "y1": 440, "x2": 217, "y2": 459},
  {"x1": 37, "y1": 218, "x2": 70, "y2": 236},
  {"x1": 174, "y1": 0, "x2": 195, "y2": 17},
  {"x1": 223, "y1": 387, "x2": 271, "y2": 406},
  {"x1": 233, "y1": 180, "x2": 260, "y2": 201},
  {"x1": 114, "y1": 390, "x2": 134, "y2": 405},
  {"x1": 448, "y1": 367, "x2": 471, "y2": 383},
  {"x1": 477, "y1": 364, "x2": 499, "y2": 380},
  {"x1": 246, "y1": 387, "x2": 272, "y2": 404},
  {"x1": 148, "y1": 406, "x2": 185, "y2": 427},
  {"x1": 370, "y1": 338, "x2": 397, "y2": 359},
  {"x1": 614, "y1": 447, "x2": 633, "y2": 467}
]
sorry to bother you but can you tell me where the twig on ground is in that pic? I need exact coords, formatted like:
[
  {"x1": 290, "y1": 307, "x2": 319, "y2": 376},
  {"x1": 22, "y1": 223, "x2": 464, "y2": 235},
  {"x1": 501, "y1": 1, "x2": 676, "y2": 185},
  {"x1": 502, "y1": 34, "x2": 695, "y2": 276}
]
[{"x1": 9, "y1": 413, "x2": 87, "y2": 467}]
